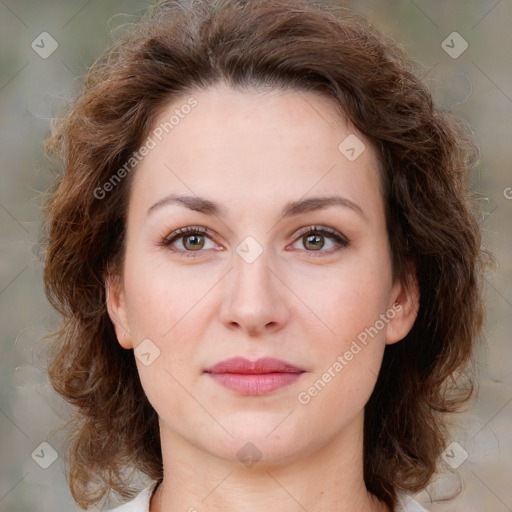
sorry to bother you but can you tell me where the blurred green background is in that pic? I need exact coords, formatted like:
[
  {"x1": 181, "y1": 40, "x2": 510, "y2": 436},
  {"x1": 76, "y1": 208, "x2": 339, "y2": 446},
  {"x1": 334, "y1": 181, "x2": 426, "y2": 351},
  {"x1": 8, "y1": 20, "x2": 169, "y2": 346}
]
[{"x1": 1, "y1": 1, "x2": 511, "y2": 510}]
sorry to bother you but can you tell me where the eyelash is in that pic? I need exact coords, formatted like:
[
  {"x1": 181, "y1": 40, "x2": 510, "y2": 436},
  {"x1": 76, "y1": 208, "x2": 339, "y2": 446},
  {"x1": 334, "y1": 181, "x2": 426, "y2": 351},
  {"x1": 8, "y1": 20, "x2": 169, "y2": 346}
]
[{"x1": 158, "y1": 225, "x2": 349, "y2": 258}]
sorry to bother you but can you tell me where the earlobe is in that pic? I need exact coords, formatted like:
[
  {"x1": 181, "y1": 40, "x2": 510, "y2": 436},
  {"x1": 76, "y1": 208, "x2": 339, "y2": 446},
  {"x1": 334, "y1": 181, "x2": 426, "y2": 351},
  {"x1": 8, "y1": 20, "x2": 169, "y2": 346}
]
[
  {"x1": 385, "y1": 263, "x2": 420, "y2": 345},
  {"x1": 104, "y1": 271, "x2": 133, "y2": 349}
]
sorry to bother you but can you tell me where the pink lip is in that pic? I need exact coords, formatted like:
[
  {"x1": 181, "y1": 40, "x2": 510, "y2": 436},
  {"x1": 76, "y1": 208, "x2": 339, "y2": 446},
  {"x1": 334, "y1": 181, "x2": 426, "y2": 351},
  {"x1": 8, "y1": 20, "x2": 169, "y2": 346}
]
[{"x1": 204, "y1": 357, "x2": 305, "y2": 396}]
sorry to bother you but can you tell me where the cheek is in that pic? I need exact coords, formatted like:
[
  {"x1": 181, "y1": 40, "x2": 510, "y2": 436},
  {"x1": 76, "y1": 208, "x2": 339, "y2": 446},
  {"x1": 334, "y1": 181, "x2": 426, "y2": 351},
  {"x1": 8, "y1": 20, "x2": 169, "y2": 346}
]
[
  {"x1": 296, "y1": 276, "x2": 389, "y2": 420},
  {"x1": 292, "y1": 255, "x2": 392, "y2": 407},
  {"x1": 294, "y1": 259, "x2": 392, "y2": 345},
  {"x1": 135, "y1": 357, "x2": 196, "y2": 432},
  {"x1": 124, "y1": 276, "x2": 205, "y2": 424},
  {"x1": 121, "y1": 254, "x2": 208, "y2": 397},
  {"x1": 122, "y1": 249, "x2": 211, "y2": 339},
  {"x1": 304, "y1": 273, "x2": 392, "y2": 415}
]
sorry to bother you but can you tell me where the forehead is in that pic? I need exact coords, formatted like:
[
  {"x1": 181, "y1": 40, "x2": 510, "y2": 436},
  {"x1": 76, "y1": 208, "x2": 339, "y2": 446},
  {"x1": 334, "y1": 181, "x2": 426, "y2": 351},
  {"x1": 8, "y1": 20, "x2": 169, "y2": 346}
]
[{"x1": 129, "y1": 85, "x2": 384, "y2": 225}]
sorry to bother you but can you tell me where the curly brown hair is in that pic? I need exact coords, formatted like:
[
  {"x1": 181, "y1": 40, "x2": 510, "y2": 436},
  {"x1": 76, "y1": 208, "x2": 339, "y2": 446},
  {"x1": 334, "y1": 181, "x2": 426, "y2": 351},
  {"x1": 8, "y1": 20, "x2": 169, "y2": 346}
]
[{"x1": 41, "y1": 0, "x2": 492, "y2": 509}]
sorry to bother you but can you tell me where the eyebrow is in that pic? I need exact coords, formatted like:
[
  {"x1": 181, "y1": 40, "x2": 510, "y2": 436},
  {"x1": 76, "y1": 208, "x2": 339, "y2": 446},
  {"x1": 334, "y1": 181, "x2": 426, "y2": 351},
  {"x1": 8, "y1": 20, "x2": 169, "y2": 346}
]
[{"x1": 146, "y1": 193, "x2": 367, "y2": 222}]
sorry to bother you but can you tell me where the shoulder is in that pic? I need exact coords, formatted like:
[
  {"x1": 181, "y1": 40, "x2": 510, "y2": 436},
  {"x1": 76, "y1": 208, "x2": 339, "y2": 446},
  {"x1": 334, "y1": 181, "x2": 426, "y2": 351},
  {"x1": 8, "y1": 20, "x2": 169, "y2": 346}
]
[
  {"x1": 104, "y1": 481, "x2": 159, "y2": 512},
  {"x1": 395, "y1": 492, "x2": 429, "y2": 512}
]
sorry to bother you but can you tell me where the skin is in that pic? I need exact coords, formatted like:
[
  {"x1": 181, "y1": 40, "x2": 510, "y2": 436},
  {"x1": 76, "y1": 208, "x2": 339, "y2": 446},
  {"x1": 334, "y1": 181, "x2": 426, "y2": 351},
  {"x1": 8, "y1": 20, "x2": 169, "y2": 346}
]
[{"x1": 106, "y1": 83, "x2": 419, "y2": 512}]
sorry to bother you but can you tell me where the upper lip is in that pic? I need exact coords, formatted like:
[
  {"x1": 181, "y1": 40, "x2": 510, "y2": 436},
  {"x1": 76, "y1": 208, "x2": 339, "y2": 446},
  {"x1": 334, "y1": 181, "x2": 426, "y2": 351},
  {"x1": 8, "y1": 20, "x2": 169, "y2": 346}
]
[{"x1": 204, "y1": 357, "x2": 305, "y2": 374}]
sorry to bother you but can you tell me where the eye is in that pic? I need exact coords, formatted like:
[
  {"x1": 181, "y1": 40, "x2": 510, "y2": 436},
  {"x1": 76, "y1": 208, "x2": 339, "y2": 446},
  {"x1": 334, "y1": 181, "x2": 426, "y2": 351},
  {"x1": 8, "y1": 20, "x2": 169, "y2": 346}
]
[
  {"x1": 158, "y1": 224, "x2": 349, "y2": 257},
  {"x1": 159, "y1": 226, "x2": 219, "y2": 256},
  {"x1": 289, "y1": 225, "x2": 349, "y2": 255}
]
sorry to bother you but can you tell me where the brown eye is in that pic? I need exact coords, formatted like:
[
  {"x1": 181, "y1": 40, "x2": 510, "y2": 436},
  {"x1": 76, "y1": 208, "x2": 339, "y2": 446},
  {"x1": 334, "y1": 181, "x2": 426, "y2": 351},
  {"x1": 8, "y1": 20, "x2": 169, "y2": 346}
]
[
  {"x1": 291, "y1": 225, "x2": 349, "y2": 255},
  {"x1": 303, "y1": 233, "x2": 325, "y2": 251},
  {"x1": 160, "y1": 226, "x2": 217, "y2": 255},
  {"x1": 182, "y1": 233, "x2": 205, "y2": 250}
]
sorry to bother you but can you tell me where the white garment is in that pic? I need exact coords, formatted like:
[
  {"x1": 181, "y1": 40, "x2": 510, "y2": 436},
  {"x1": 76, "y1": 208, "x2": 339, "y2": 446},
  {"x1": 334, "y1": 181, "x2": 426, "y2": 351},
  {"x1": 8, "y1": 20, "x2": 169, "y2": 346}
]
[{"x1": 106, "y1": 480, "x2": 428, "y2": 511}]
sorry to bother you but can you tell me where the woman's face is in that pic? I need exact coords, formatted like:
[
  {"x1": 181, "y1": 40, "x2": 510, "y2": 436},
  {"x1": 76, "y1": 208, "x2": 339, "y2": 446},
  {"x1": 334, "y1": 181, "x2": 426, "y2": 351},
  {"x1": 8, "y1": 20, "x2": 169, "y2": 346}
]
[{"x1": 107, "y1": 84, "x2": 418, "y2": 465}]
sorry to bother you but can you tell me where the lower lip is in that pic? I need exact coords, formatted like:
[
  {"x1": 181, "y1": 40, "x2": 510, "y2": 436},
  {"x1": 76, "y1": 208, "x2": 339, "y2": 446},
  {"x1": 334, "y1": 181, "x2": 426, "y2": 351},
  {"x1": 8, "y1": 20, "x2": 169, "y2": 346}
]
[{"x1": 207, "y1": 372, "x2": 304, "y2": 395}]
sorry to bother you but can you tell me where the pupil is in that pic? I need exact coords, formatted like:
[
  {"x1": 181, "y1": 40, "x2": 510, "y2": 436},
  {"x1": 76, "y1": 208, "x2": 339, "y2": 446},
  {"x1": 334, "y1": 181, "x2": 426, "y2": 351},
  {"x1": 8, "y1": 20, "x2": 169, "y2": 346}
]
[
  {"x1": 305, "y1": 234, "x2": 324, "y2": 250},
  {"x1": 185, "y1": 234, "x2": 204, "y2": 250}
]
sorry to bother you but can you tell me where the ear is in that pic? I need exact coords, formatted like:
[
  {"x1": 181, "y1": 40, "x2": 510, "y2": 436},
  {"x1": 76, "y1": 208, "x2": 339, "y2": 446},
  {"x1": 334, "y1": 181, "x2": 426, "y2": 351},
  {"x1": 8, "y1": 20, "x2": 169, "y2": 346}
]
[
  {"x1": 104, "y1": 268, "x2": 133, "y2": 349},
  {"x1": 386, "y1": 259, "x2": 420, "y2": 345}
]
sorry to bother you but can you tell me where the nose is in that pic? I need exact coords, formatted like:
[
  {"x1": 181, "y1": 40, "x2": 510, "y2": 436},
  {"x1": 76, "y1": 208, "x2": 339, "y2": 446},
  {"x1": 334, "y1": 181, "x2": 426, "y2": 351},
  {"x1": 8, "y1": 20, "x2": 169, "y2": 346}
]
[{"x1": 219, "y1": 247, "x2": 291, "y2": 337}]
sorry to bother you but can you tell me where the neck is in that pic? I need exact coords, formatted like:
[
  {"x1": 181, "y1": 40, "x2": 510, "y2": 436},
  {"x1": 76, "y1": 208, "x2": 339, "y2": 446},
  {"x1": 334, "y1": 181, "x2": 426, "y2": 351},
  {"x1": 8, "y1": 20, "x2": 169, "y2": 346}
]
[{"x1": 150, "y1": 411, "x2": 390, "y2": 512}]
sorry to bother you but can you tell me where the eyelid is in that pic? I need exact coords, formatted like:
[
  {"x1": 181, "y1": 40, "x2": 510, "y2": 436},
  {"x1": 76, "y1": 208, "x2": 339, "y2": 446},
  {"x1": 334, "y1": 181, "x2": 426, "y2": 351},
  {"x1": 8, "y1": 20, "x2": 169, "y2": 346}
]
[
  {"x1": 162, "y1": 225, "x2": 209, "y2": 243},
  {"x1": 291, "y1": 224, "x2": 350, "y2": 245},
  {"x1": 159, "y1": 226, "x2": 220, "y2": 251}
]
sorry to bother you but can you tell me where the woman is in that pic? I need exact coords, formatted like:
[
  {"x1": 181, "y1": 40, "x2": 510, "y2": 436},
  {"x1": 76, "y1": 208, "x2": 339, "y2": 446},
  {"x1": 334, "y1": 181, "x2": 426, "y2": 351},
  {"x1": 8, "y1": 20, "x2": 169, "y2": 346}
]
[{"x1": 42, "y1": 1, "x2": 490, "y2": 511}]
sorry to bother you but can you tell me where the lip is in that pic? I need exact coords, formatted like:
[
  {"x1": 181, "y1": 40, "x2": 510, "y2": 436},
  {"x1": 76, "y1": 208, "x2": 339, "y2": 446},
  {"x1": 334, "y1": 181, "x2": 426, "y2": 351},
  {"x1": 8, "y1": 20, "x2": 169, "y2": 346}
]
[
  {"x1": 204, "y1": 357, "x2": 305, "y2": 395},
  {"x1": 205, "y1": 356, "x2": 305, "y2": 374}
]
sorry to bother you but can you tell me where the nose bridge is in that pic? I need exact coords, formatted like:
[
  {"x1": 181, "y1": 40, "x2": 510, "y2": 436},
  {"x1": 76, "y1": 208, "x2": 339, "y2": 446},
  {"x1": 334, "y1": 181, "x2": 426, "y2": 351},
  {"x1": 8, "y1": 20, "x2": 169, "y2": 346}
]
[
  {"x1": 234, "y1": 247, "x2": 271, "y2": 296},
  {"x1": 231, "y1": 241, "x2": 274, "y2": 307},
  {"x1": 220, "y1": 237, "x2": 289, "y2": 334}
]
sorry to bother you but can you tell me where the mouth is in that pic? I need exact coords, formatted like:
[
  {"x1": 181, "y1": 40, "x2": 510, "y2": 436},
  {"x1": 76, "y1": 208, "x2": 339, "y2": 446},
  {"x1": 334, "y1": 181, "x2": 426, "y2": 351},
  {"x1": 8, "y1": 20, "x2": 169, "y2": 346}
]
[{"x1": 204, "y1": 356, "x2": 306, "y2": 396}]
